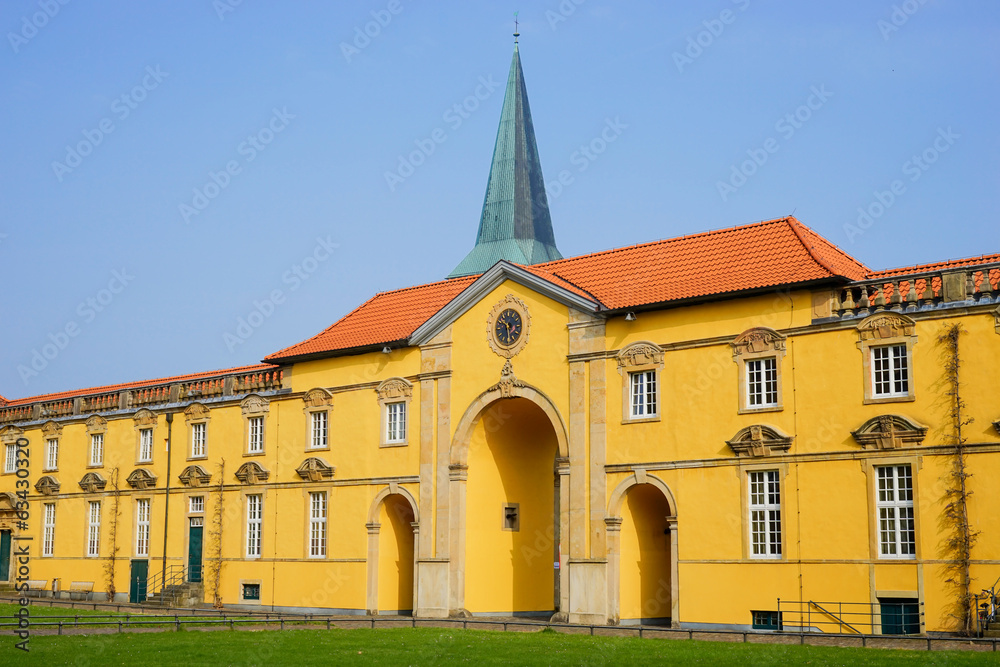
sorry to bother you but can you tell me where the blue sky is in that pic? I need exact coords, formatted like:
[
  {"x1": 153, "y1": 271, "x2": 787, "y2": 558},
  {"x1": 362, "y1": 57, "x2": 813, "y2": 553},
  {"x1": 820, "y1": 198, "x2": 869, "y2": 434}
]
[{"x1": 1, "y1": 1, "x2": 997, "y2": 399}]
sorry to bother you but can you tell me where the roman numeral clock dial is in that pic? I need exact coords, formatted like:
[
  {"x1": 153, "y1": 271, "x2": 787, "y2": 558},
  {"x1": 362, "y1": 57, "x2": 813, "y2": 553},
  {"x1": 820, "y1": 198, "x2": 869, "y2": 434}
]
[{"x1": 487, "y1": 296, "x2": 530, "y2": 358}]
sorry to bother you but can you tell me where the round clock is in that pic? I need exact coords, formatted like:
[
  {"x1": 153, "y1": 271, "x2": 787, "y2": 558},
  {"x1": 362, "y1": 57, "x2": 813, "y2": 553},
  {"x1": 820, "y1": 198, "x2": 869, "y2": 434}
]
[
  {"x1": 487, "y1": 295, "x2": 530, "y2": 358},
  {"x1": 494, "y1": 308, "x2": 523, "y2": 347}
]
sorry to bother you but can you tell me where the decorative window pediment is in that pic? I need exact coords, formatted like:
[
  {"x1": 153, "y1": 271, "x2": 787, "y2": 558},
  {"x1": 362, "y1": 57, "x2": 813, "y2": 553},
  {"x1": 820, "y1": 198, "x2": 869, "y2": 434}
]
[
  {"x1": 303, "y1": 388, "x2": 333, "y2": 409},
  {"x1": 235, "y1": 461, "x2": 270, "y2": 485},
  {"x1": 731, "y1": 327, "x2": 787, "y2": 361},
  {"x1": 79, "y1": 472, "x2": 107, "y2": 493},
  {"x1": 726, "y1": 425, "x2": 794, "y2": 457},
  {"x1": 41, "y1": 421, "x2": 63, "y2": 438},
  {"x1": 126, "y1": 468, "x2": 158, "y2": 490},
  {"x1": 0, "y1": 425, "x2": 24, "y2": 445},
  {"x1": 241, "y1": 394, "x2": 270, "y2": 416},
  {"x1": 132, "y1": 409, "x2": 157, "y2": 427},
  {"x1": 178, "y1": 465, "x2": 212, "y2": 487},
  {"x1": 856, "y1": 313, "x2": 916, "y2": 343},
  {"x1": 851, "y1": 414, "x2": 928, "y2": 450},
  {"x1": 616, "y1": 341, "x2": 664, "y2": 369},
  {"x1": 86, "y1": 415, "x2": 108, "y2": 434},
  {"x1": 295, "y1": 457, "x2": 336, "y2": 482},
  {"x1": 35, "y1": 475, "x2": 61, "y2": 496},
  {"x1": 375, "y1": 378, "x2": 412, "y2": 401},
  {"x1": 185, "y1": 403, "x2": 211, "y2": 422}
]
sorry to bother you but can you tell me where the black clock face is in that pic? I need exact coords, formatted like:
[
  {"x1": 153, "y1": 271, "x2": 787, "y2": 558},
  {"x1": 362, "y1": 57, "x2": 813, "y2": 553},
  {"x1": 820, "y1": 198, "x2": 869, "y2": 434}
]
[{"x1": 494, "y1": 308, "x2": 523, "y2": 346}]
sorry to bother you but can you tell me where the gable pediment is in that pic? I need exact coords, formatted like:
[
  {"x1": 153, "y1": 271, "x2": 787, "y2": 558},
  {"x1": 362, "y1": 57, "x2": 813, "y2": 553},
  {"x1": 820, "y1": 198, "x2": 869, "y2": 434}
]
[
  {"x1": 178, "y1": 465, "x2": 212, "y2": 487},
  {"x1": 851, "y1": 414, "x2": 927, "y2": 450},
  {"x1": 235, "y1": 461, "x2": 270, "y2": 485},
  {"x1": 127, "y1": 468, "x2": 158, "y2": 490},
  {"x1": 35, "y1": 476, "x2": 61, "y2": 496},
  {"x1": 295, "y1": 457, "x2": 335, "y2": 482},
  {"x1": 726, "y1": 424, "x2": 794, "y2": 457},
  {"x1": 79, "y1": 472, "x2": 107, "y2": 493}
]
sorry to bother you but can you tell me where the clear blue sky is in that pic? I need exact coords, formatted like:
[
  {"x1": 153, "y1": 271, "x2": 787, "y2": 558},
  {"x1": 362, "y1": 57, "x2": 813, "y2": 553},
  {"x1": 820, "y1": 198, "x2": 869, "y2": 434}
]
[{"x1": 1, "y1": 1, "x2": 997, "y2": 399}]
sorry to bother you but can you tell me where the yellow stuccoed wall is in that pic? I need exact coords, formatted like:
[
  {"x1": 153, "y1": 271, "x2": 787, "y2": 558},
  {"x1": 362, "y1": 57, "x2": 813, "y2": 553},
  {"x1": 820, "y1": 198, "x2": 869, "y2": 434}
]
[{"x1": 4, "y1": 275, "x2": 999, "y2": 633}]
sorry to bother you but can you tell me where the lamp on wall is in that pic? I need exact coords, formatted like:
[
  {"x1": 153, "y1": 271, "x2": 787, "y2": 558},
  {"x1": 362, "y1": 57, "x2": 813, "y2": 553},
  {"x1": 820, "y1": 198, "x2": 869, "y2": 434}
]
[
  {"x1": 382, "y1": 346, "x2": 391, "y2": 354},
  {"x1": 625, "y1": 312, "x2": 637, "y2": 321}
]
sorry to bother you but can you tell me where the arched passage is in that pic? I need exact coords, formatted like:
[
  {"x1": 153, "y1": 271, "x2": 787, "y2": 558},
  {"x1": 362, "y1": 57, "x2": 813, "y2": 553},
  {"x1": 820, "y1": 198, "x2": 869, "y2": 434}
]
[
  {"x1": 451, "y1": 386, "x2": 567, "y2": 617},
  {"x1": 607, "y1": 472, "x2": 678, "y2": 627},
  {"x1": 366, "y1": 487, "x2": 418, "y2": 615}
]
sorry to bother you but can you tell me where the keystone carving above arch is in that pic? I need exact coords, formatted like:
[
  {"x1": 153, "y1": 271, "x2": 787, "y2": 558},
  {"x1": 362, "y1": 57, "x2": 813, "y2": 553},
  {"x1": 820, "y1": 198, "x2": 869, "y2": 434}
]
[
  {"x1": 35, "y1": 476, "x2": 61, "y2": 496},
  {"x1": 235, "y1": 461, "x2": 270, "y2": 485},
  {"x1": 132, "y1": 408, "x2": 157, "y2": 427},
  {"x1": 240, "y1": 394, "x2": 270, "y2": 416},
  {"x1": 856, "y1": 312, "x2": 916, "y2": 343},
  {"x1": 296, "y1": 457, "x2": 335, "y2": 482},
  {"x1": 126, "y1": 468, "x2": 158, "y2": 490},
  {"x1": 185, "y1": 403, "x2": 211, "y2": 422},
  {"x1": 731, "y1": 327, "x2": 787, "y2": 361},
  {"x1": 86, "y1": 415, "x2": 108, "y2": 434},
  {"x1": 303, "y1": 388, "x2": 334, "y2": 409},
  {"x1": 375, "y1": 378, "x2": 412, "y2": 401},
  {"x1": 851, "y1": 414, "x2": 928, "y2": 450},
  {"x1": 41, "y1": 421, "x2": 63, "y2": 438},
  {"x1": 178, "y1": 465, "x2": 212, "y2": 487},
  {"x1": 616, "y1": 341, "x2": 664, "y2": 370},
  {"x1": 79, "y1": 472, "x2": 107, "y2": 493},
  {"x1": 726, "y1": 424, "x2": 794, "y2": 457}
]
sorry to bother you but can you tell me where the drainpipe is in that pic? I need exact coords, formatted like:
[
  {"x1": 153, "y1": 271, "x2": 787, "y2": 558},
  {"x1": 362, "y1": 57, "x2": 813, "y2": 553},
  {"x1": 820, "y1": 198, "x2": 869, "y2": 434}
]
[{"x1": 161, "y1": 412, "x2": 173, "y2": 583}]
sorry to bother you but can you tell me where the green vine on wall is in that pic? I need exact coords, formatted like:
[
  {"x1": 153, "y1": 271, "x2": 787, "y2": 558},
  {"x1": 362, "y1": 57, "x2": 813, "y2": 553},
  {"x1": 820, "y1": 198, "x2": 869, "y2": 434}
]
[
  {"x1": 206, "y1": 459, "x2": 226, "y2": 608},
  {"x1": 103, "y1": 467, "x2": 121, "y2": 601}
]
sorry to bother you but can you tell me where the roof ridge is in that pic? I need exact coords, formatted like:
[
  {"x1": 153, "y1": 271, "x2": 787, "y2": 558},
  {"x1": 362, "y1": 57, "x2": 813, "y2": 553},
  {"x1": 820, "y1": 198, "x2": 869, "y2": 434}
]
[
  {"x1": 868, "y1": 252, "x2": 1000, "y2": 278},
  {"x1": 528, "y1": 264, "x2": 606, "y2": 306}
]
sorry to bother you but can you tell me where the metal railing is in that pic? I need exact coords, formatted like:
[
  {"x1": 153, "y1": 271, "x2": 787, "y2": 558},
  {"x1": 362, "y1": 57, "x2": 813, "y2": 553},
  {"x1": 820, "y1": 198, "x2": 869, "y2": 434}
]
[
  {"x1": 146, "y1": 565, "x2": 186, "y2": 601},
  {"x1": 777, "y1": 599, "x2": 923, "y2": 635},
  {"x1": 975, "y1": 575, "x2": 1000, "y2": 635}
]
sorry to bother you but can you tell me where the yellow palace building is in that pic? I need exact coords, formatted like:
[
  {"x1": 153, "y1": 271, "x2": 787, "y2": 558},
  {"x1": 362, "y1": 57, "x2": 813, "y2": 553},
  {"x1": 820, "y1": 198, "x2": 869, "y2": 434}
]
[{"x1": 2, "y1": 43, "x2": 1000, "y2": 636}]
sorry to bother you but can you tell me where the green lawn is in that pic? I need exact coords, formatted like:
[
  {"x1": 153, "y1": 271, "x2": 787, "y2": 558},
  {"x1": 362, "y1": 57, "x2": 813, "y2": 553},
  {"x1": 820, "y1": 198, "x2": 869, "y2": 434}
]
[
  {"x1": 7, "y1": 626, "x2": 1000, "y2": 666},
  {"x1": 2, "y1": 602, "x2": 266, "y2": 630}
]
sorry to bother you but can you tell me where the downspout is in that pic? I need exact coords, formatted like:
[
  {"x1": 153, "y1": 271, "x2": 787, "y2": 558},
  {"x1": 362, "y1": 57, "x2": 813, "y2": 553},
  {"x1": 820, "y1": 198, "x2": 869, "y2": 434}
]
[{"x1": 162, "y1": 412, "x2": 173, "y2": 582}]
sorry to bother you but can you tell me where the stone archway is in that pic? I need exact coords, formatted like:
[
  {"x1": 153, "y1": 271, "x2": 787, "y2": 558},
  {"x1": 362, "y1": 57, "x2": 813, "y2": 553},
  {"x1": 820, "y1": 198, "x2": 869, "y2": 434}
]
[
  {"x1": 366, "y1": 485, "x2": 419, "y2": 615},
  {"x1": 449, "y1": 383, "x2": 569, "y2": 618},
  {"x1": 607, "y1": 471, "x2": 679, "y2": 627}
]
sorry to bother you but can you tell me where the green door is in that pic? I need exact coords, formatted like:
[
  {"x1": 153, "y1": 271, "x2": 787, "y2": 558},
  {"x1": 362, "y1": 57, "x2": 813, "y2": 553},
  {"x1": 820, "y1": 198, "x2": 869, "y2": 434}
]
[
  {"x1": 0, "y1": 531, "x2": 10, "y2": 581},
  {"x1": 129, "y1": 560, "x2": 148, "y2": 603},
  {"x1": 188, "y1": 521, "x2": 203, "y2": 583},
  {"x1": 880, "y1": 598, "x2": 919, "y2": 635}
]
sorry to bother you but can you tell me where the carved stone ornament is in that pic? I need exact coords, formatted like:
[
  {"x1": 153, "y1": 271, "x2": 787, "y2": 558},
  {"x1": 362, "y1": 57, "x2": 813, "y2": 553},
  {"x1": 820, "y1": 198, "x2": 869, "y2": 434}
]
[
  {"x1": 79, "y1": 472, "x2": 107, "y2": 493},
  {"x1": 731, "y1": 327, "x2": 787, "y2": 361},
  {"x1": 235, "y1": 461, "x2": 270, "y2": 485},
  {"x1": 486, "y1": 294, "x2": 531, "y2": 359},
  {"x1": 41, "y1": 421, "x2": 63, "y2": 438},
  {"x1": 994, "y1": 306, "x2": 1000, "y2": 335},
  {"x1": 616, "y1": 341, "x2": 664, "y2": 369},
  {"x1": 295, "y1": 457, "x2": 336, "y2": 482},
  {"x1": 126, "y1": 468, "x2": 158, "y2": 490},
  {"x1": 994, "y1": 419, "x2": 1000, "y2": 436},
  {"x1": 726, "y1": 424, "x2": 794, "y2": 457},
  {"x1": 0, "y1": 425, "x2": 24, "y2": 445},
  {"x1": 240, "y1": 394, "x2": 270, "y2": 416},
  {"x1": 35, "y1": 475, "x2": 61, "y2": 496},
  {"x1": 856, "y1": 313, "x2": 916, "y2": 342},
  {"x1": 851, "y1": 414, "x2": 928, "y2": 450},
  {"x1": 303, "y1": 388, "x2": 333, "y2": 409},
  {"x1": 487, "y1": 359, "x2": 527, "y2": 399},
  {"x1": 86, "y1": 415, "x2": 108, "y2": 434},
  {"x1": 376, "y1": 378, "x2": 412, "y2": 401},
  {"x1": 178, "y1": 464, "x2": 212, "y2": 487},
  {"x1": 185, "y1": 403, "x2": 210, "y2": 422},
  {"x1": 132, "y1": 408, "x2": 157, "y2": 427}
]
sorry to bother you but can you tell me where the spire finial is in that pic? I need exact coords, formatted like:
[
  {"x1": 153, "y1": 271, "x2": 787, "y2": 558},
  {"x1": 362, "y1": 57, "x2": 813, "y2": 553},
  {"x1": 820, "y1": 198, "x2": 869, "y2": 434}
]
[{"x1": 513, "y1": 11, "x2": 519, "y2": 43}]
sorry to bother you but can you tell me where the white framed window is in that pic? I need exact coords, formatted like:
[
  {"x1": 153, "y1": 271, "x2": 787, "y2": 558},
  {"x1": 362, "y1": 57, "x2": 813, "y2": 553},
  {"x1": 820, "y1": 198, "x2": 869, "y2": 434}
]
[
  {"x1": 310, "y1": 411, "x2": 328, "y2": 450},
  {"x1": 309, "y1": 492, "x2": 327, "y2": 558},
  {"x1": 43, "y1": 503, "x2": 56, "y2": 557},
  {"x1": 246, "y1": 494, "x2": 262, "y2": 558},
  {"x1": 629, "y1": 370, "x2": 657, "y2": 418},
  {"x1": 872, "y1": 344, "x2": 909, "y2": 398},
  {"x1": 87, "y1": 501, "x2": 101, "y2": 558},
  {"x1": 876, "y1": 464, "x2": 915, "y2": 559},
  {"x1": 3, "y1": 443, "x2": 15, "y2": 474},
  {"x1": 746, "y1": 357, "x2": 778, "y2": 408},
  {"x1": 90, "y1": 433, "x2": 104, "y2": 466},
  {"x1": 138, "y1": 428, "x2": 153, "y2": 463},
  {"x1": 189, "y1": 496, "x2": 205, "y2": 514},
  {"x1": 135, "y1": 498, "x2": 150, "y2": 557},
  {"x1": 191, "y1": 422, "x2": 207, "y2": 458},
  {"x1": 749, "y1": 470, "x2": 781, "y2": 558},
  {"x1": 45, "y1": 438, "x2": 59, "y2": 470},
  {"x1": 385, "y1": 402, "x2": 407, "y2": 443},
  {"x1": 247, "y1": 416, "x2": 264, "y2": 455}
]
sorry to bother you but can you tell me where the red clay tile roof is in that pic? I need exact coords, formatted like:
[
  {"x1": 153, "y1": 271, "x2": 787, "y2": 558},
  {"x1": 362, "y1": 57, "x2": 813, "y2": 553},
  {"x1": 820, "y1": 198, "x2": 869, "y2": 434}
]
[
  {"x1": 4, "y1": 363, "x2": 279, "y2": 407},
  {"x1": 267, "y1": 217, "x2": 869, "y2": 361},
  {"x1": 265, "y1": 276, "x2": 478, "y2": 361},
  {"x1": 866, "y1": 252, "x2": 1000, "y2": 280}
]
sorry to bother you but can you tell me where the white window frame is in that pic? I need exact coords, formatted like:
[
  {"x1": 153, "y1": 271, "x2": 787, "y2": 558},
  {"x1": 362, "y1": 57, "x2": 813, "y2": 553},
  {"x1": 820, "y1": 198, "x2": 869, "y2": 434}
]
[
  {"x1": 385, "y1": 401, "x2": 407, "y2": 444},
  {"x1": 247, "y1": 416, "x2": 264, "y2": 455},
  {"x1": 308, "y1": 492, "x2": 327, "y2": 558},
  {"x1": 876, "y1": 464, "x2": 916, "y2": 559},
  {"x1": 87, "y1": 501, "x2": 101, "y2": 558},
  {"x1": 191, "y1": 422, "x2": 207, "y2": 459},
  {"x1": 310, "y1": 411, "x2": 328, "y2": 450},
  {"x1": 246, "y1": 494, "x2": 262, "y2": 558},
  {"x1": 90, "y1": 433, "x2": 104, "y2": 467},
  {"x1": 43, "y1": 503, "x2": 56, "y2": 557},
  {"x1": 138, "y1": 428, "x2": 153, "y2": 463},
  {"x1": 3, "y1": 443, "x2": 15, "y2": 474},
  {"x1": 871, "y1": 344, "x2": 909, "y2": 399},
  {"x1": 746, "y1": 357, "x2": 779, "y2": 409},
  {"x1": 135, "y1": 498, "x2": 150, "y2": 557},
  {"x1": 189, "y1": 496, "x2": 205, "y2": 514},
  {"x1": 748, "y1": 470, "x2": 782, "y2": 559},
  {"x1": 629, "y1": 370, "x2": 658, "y2": 419},
  {"x1": 45, "y1": 438, "x2": 59, "y2": 471}
]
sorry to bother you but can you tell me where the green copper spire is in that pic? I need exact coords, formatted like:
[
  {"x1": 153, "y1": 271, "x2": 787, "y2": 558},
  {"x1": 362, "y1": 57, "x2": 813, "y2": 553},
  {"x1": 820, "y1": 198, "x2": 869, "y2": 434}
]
[{"x1": 448, "y1": 42, "x2": 562, "y2": 278}]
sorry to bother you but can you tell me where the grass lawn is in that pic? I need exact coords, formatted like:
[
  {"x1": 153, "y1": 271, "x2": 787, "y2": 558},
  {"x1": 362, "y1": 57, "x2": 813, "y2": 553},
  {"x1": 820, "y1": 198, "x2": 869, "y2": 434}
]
[
  {"x1": 7, "y1": 626, "x2": 1000, "y2": 666},
  {"x1": 2, "y1": 603, "x2": 265, "y2": 630}
]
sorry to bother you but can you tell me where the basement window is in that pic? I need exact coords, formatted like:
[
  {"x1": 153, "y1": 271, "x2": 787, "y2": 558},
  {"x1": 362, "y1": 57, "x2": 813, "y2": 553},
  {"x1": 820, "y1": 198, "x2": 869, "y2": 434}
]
[
  {"x1": 751, "y1": 610, "x2": 781, "y2": 630},
  {"x1": 502, "y1": 504, "x2": 520, "y2": 532},
  {"x1": 241, "y1": 582, "x2": 261, "y2": 602}
]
